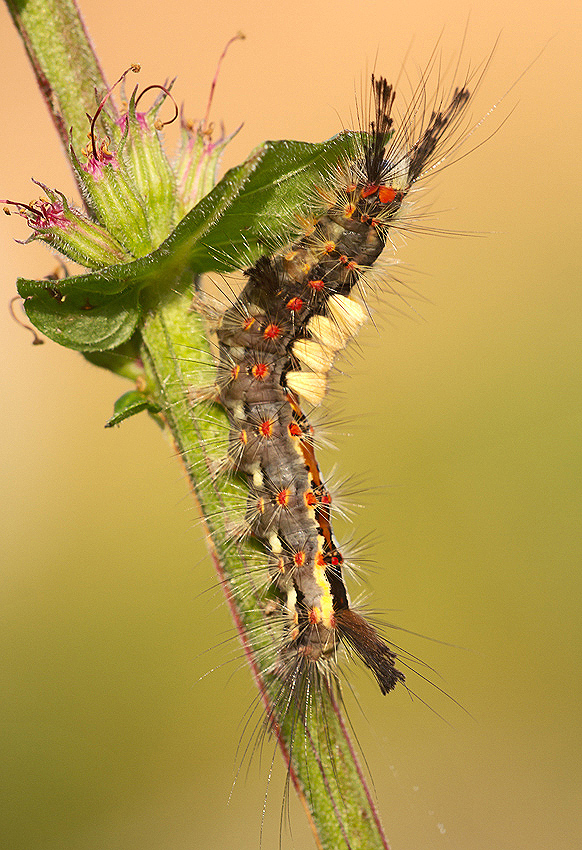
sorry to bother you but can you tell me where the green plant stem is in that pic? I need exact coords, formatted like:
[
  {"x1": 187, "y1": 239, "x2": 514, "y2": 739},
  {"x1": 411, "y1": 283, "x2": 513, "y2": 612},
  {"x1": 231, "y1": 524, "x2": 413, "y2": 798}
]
[
  {"x1": 5, "y1": 0, "x2": 110, "y2": 160},
  {"x1": 6, "y1": 1, "x2": 393, "y2": 846}
]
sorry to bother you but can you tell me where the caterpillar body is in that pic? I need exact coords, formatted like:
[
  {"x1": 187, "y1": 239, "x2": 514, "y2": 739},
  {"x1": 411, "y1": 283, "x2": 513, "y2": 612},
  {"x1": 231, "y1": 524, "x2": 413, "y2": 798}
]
[{"x1": 213, "y1": 74, "x2": 473, "y2": 702}]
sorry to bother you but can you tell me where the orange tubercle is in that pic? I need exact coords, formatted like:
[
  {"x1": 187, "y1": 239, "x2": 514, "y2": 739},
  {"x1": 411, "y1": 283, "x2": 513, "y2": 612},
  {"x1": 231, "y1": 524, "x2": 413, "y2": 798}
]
[
  {"x1": 263, "y1": 323, "x2": 281, "y2": 340},
  {"x1": 286, "y1": 296, "x2": 303, "y2": 312},
  {"x1": 309, "y1": 607, "x2": 321, "y2": 624},
  {"x1": 258, "y1": 419, "x2": 274, "y2": 438},
  {"x1": 361, "y1": 184, "x2": 379, "y2": 198},
  {"x1": 378, "y1": 185, "x2": 397, "y2": 204},
  {"x1": 293, "y1": 551, "x2": 306, "y2": 568},
  {"x1": 251, "y1": 362, "x2": 269, "y2": 379},
  {"x1": 339, "y1": 255, "x2": 358, "y2": 270},
  {"x1": 304, "y1": 491, "x2": 317, "y2": 507}
]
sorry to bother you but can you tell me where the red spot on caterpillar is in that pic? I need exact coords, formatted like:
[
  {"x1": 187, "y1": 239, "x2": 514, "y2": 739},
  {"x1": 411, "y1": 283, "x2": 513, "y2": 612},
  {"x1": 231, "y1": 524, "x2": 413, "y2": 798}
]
[
  {"x1": 288, "y1": 422, "x2": 302, "y2": 437},
  {"x1": 231, "y1": 364, "x2": 240, "y2": 380},
  {"x1": 304, "y1": 491, "x2": 317, "y2": 507},
  {"x1": 242, "y1": 316, "x2": 255, "y2": 331},
  {"x1": 316, "y1": 551, "x2": 326, "y2": 568},
  {"x1": 321, "y1": 493, "x2": 331, "y2": 505},
  {"x1": 294, "y1": 551, "x2": 306, "y2": 568},
  {"x1": 322, "y1": 240, "x2": 335, "y2": 254},
  {"x1": 361, "y1": 183, "x2": 379, "y2": 198},
  {"x1": 258, "y1": 419, "x2": 274, "y2": 438},
  {"x1": 339, "y1": 255, "x2": 358, "y2": 270},
  {"x1": 239, "y1": 429, "x2": 247, "y2": 444},
  {"x1": 277, "y1": 557, "x2": 286, "y2": 574},
  {"x1": 263, "y1": 323, "x2": 281, "y2": 340},
  {"x1": 308, "y1": 279, "x2": 325, "y2": 291},
  {"x1": 361, "y1": 212, "x2": 382, "y2": 229},
  {"x1": 344, "y1": 202, "x2": 356, "y2": 217},
  {"x1": 286, "y1": 296, "x2": 303, "y2": 312},
  {"x1": 276, "y1": 489, "x2": 290, "y2": 507},
  {"x1": 309, "y1": 607, "x2": 321, "y2": 624},
  {"x1": 251, "y1": 362, "x2": 269, "y2": 379},
  {"x1": 378, "y1": 186, "x2": 397, "y2": 204}
]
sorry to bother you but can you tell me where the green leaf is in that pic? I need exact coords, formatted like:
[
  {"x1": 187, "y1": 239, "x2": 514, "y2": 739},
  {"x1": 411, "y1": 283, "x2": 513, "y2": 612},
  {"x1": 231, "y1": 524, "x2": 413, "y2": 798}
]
[
  {"x1": 104, "y1": 390, "x2": 161, "y2": 428},
  {"x1": 17, "y1": 134, "x2": 358, "y2": 352},
  {"x1": 21, "y1": 284, "x2": 141, "y2": 352},
  {"x1": 83, "y1": 335, "x2": 146, "y2": 382}
]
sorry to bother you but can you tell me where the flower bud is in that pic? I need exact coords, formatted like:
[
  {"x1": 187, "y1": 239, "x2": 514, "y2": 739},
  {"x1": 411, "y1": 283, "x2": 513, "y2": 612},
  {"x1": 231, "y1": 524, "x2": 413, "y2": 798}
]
[
  {"x1": 71, "y1": 139, "x2": 153, "y2": 258},
  {"x1": 174, "y1": 118, "x2": 241, "y2": 220},
  {"x1": 118, "y1": 88, "x2": 176, "y2": 247},
  {"x1": 2, "y1": 182, "x2": 132, "y2": 268}
]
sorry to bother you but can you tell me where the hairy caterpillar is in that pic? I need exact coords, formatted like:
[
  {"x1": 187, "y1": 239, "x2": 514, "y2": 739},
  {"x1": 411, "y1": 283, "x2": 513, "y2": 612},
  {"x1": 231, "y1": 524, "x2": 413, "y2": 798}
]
[{"x1": 206, "y1": 64, "x2": 482, "y2": 728}]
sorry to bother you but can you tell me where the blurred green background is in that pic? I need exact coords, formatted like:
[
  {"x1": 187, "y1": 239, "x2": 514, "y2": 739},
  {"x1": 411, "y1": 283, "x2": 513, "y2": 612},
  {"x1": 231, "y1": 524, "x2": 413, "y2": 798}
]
[{"x1": 1, "y1": 1, "x2": 580, "y2": 848}]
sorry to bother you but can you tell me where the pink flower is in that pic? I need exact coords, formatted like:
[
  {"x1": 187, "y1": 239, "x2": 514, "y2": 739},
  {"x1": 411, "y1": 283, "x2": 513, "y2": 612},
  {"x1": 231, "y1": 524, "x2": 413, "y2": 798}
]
[{"x1": 82, "y1": 140, "x2": 119, "y2": 179}]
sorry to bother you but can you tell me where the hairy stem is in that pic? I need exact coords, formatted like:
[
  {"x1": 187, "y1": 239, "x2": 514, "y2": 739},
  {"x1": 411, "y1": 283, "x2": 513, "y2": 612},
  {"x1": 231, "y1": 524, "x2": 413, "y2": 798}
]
[{"x1": 5, "y1": 0, "x2": 110, "y2": 165}]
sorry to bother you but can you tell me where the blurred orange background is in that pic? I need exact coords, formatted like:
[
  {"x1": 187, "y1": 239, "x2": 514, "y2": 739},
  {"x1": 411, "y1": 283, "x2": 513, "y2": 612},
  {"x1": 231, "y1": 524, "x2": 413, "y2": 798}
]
[{"x1": 1, "y1": 1, "x2": 581, "y2": 849}]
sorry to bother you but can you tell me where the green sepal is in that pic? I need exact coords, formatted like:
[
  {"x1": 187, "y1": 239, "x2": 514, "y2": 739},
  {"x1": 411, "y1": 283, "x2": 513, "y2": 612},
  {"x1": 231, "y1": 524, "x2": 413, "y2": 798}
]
[
  {"x1": 69, "y1": 144, "x2": 153, "y2": 257},
  {"x1": 22, "y1": 183, "x2": 133, "y2": 269},
  {"x1": 174, "y1": 123, "x2": 242, "y2": 221},
  {"x1": 123, "y1": 89, "x2": 176, "y2": 246},
  {"x1": 104, "y1": 389, "x2": 162, "y2": 428}
]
